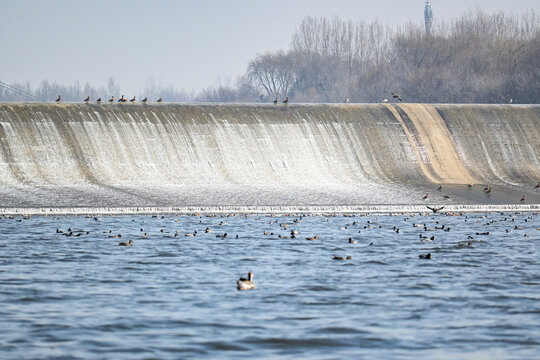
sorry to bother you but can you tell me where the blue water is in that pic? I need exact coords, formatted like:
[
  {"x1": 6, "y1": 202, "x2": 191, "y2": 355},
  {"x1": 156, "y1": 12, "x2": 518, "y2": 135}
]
[{"x1": 0, "y1": 212, "x2": 539, "y2": 359}]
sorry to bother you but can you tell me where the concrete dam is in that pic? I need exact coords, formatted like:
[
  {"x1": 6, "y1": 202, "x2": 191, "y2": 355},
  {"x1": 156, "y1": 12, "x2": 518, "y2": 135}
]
[{"x1": 0, "y1": 103, "x2": 538, "y2": 213}]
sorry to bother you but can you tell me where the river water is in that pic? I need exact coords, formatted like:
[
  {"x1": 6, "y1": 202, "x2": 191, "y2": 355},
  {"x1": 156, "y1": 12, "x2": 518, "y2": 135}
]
[{"x1": 1, "y1": 212, "x2": 539, "y2": 359}]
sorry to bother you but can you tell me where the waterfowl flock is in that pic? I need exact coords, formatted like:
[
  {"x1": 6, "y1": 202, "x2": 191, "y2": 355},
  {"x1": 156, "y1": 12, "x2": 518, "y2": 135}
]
[
  {"x1": 54, "y1": 94, "x2": 165, "y2": 104},
  {"x1": 3, "y1": 207, "x2": 538, "y2": 293}
]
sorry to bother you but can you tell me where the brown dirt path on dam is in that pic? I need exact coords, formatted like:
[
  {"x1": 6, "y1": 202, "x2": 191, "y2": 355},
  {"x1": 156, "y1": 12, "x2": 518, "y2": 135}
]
[{"x1": 387, "y1": 103, "x2": 478, "y2": 185}]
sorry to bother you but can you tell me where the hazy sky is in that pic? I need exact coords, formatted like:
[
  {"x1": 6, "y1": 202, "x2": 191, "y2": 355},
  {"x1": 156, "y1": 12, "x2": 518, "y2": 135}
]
[{"x1": 1, "y1": 0, "x2": 539, "y2": 96}]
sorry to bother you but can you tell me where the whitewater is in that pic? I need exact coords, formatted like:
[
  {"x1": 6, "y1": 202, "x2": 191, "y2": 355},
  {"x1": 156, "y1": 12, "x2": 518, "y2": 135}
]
[{"x1": 0, "y1": 102, "x2": 538, "y2": 213}]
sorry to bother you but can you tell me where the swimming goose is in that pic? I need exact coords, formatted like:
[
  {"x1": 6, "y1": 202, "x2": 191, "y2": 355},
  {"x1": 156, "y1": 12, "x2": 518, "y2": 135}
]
[
  {"x1": 237, "y1": 271, "x2": 255, "y2": 291},
  {"x1": 419, "y1": 253, "x2": 431, "y2": 259}
]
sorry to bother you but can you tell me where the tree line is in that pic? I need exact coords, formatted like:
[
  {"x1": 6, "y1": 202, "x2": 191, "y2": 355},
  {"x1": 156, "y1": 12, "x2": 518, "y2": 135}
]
[{"x1": 1, "y1": 9, "x2": 538, "y2": 104}]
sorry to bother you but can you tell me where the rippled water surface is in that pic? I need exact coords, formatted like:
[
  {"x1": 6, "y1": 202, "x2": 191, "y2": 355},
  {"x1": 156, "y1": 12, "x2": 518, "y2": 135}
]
[{"x1": 1, "y1": 212, "x2": 539, "y2": 359}]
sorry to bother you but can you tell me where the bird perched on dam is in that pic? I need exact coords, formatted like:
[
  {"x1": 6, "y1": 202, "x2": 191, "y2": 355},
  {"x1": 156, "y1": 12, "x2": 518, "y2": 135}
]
[
  {"x1": 109, "y1": 96, "x2": 114, "y2": 103},
  {"x1": 273, "y1": 97, "x2": 278, "y2": 105},
  {"x1": 96, "y1": 97, "x2": 102, "y2": 103},
  {"x1": 84, "y1": 96, "x2": 90, "y2": 103},
  {"x1": 55, "y1": 94, "x2": 61, "y2": 103},
  {"x1": 118, "y1": 95, "x2": 128, "y2": 103},
  {"x1": 423, "y1": 193, "x2": 429, "y2": 200},
  {"x1": 283, "y1": 97, "x2": 289, "y2": 105},
  {"x1": 156, "y1": 97, "x2": 163, "y2": 103},
  {"x1": 391, "y1": 92, "x2": 403, "y2": 102},
  {"x1": 130, "y1": 96, "x2": 136, "y2": 103},
  {"x1": 142, "y1": 97, "x2": 148, "y2": 103}
]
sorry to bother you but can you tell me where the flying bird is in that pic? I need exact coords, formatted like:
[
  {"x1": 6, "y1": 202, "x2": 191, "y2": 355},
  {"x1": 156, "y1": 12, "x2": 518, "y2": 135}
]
[
  {"x1": 426, "y1": 206, "x2": 445, "y2": 213},
  {"x1": 391, "y1": 92, "x2": 403, "y2": 102}
]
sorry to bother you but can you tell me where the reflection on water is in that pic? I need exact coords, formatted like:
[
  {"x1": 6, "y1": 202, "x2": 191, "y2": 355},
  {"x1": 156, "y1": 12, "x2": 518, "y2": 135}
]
[{"x1": 0, "y1": 212, "x2": 539, "y2": 359}]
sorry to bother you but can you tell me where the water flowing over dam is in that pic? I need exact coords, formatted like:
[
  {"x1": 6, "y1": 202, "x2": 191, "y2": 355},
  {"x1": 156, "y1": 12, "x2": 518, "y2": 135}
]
[{"x1": 0, "y1": 103, "x2": 538, "y2": 212}]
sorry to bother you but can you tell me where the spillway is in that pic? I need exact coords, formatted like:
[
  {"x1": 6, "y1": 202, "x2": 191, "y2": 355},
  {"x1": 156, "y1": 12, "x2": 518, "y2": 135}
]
[{"x1": 0, "y1": 103, "x2": 538, "y2": 213}]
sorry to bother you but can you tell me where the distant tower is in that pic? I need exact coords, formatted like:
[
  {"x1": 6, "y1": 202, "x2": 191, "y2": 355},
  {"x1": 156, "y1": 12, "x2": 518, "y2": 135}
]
[{"x1": 424, "y1": 0, "x2": 433, "y2": 36}]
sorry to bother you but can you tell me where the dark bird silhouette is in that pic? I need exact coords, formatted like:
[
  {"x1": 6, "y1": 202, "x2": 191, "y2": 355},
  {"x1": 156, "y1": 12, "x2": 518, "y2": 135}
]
[
  {"x1": 419, "y1": 253, "x2": 432, "y2": 259},
  {"x1": 443, "y1": 195, "x2": 451, "y2": 199},
  {"x1": 84, "y1": 96, "x2": 90, "y2": 103},
  {"x1": 156, "y1": 97, "x2": 163, "y2": 103},
  {"x1": 96, "y1": 97, "x2": 102, "y2": 103},
  {"x1": 534, "y1": 183, "x2": 540, "y2": 190},
  {"x1": 118, "y1": 95, "x2": 127, "y2": 102},
  {"x1": 520, "y1": 195, "x2": 526, "y2": 203},
  {"x1": 142, "y1": 97, "x2": 148, "y2": 103},
  {"x1": 391, "y1": 92, "x2": 403, "y2": 102},
  {"x1": 118, "y1": 239, "x2": 133, "y2": 246},
  {"x1": 109, "y1": 96, "x2": 115, "y2": 103},
  {"x1": 273, "y1": 97, "x2": 278, "y2": 105},
  {"x1": 423, "y1": 193, "x2": 429, "y2": 200},
  {"x1": 437, "y1": 185, "x2": 443, "y2": 191},
  {"x1": 283, "y1": 97, "x2": 289, "y2": 104},
  {"x1": 129, "y1": 96, "x2": 136, "y2": 103},
  {"x1": 55, "y1": 94, "x2": 61, "y2": 103},
  {"x1": 426, "y1": 206, "x2": 445, "y2": 213}
]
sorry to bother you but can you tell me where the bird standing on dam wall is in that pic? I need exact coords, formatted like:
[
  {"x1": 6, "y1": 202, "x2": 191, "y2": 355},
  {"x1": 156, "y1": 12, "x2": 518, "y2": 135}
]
[{"x1": 55, "y1": 94, "x2": 61, "y2": 103}]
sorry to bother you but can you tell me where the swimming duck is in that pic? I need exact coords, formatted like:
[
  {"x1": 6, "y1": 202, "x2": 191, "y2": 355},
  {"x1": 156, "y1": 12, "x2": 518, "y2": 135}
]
[
  {"x1": 216, "y1": 233, "x2": 227, "y2": 238},
  {"x1": 237, "y1": 272, "x2": 255, "y2": 291},
  {"x1": 348, "y1": 237, "x2": 358, "y2": 244},
  {"x1": 419, "y1": 253, "x2": 432, "y2": 259},
  {"x1": 305, "y1": 235, "x2": 318, "y2": 240},
  {"x1": 118, "y1": 239, "x2": 133, "y2": 246},
  {"x1": 333, "y1": 255, "x2": 352, "y2": 260}
]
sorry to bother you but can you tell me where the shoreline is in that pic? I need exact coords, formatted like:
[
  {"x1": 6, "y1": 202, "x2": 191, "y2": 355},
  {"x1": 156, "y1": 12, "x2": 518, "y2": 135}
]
[{"x1": 1, "y1": 204, "x2": 539, "y2": 215}]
